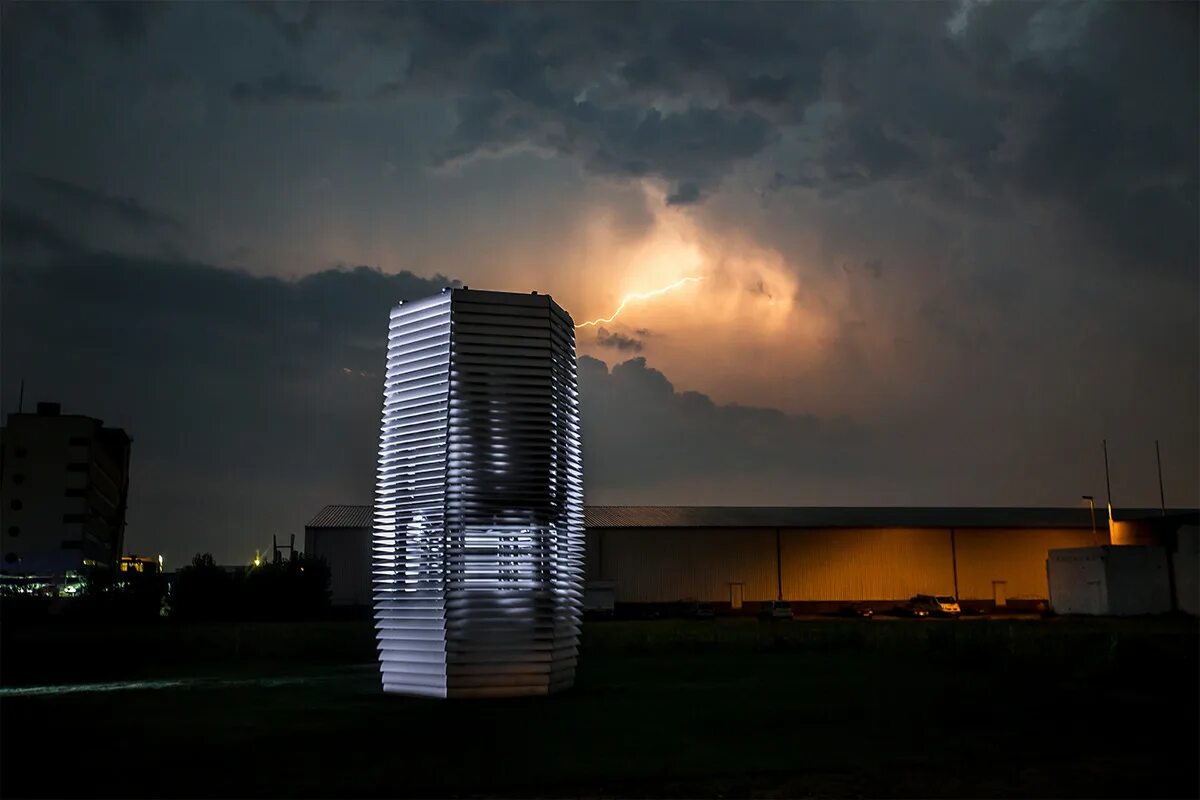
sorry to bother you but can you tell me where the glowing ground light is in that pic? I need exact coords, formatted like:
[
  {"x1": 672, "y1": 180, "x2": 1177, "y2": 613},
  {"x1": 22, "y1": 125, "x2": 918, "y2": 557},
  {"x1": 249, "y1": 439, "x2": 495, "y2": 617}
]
[{"x1": 575, "y1": 276, "x2": 704, "y2": 329}]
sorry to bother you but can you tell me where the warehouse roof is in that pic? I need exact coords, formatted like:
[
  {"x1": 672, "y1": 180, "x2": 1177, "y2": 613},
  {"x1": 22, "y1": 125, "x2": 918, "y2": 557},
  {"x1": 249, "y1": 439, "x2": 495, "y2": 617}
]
[
  {"x1": 307, "y1": 504, "x2": 1195, "y2": 531},
  {"x1": 306, "y1": 504, "x2": 373, "y2": 528},
  {"x1": 584, "y1": 506, "x2": 1197, "y2": 530}
]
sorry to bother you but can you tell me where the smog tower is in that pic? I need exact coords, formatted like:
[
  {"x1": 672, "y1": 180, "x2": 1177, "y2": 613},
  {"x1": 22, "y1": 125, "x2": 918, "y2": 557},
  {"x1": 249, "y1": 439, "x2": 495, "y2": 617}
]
[{"x1": 372, "y1": 288, "x2": 584, "y2": 697}]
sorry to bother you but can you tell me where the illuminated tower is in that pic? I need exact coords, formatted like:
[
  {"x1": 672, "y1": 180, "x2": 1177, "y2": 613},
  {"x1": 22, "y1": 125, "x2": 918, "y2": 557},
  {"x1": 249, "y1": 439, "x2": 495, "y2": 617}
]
[{"x1": 372, "y1": 288, "x2": 584, "y2": 698}]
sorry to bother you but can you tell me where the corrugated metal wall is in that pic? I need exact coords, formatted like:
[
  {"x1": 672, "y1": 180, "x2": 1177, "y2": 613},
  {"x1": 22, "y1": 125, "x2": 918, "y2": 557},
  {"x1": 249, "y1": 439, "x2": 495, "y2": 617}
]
[
  {"x1": 955, "y1": 528, "x2": 1099, "y2": 600},
  {"x1": 307, "y1": 527, "x2": 372, "y2": 606},
  {"x1": 781, "y1": 528, "x2": 954, "y2": 601},
  {"x1": 593, "y1": 526, "x2": 1099, "y2": 603},
  {"x1": 598, "y1": 528, "x2": 777, "y2": 602}
]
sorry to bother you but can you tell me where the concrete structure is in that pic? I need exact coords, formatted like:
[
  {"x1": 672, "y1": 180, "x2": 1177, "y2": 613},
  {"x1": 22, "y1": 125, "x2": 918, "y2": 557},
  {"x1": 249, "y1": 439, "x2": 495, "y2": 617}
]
[
  {"x1": 1172, "y1": 525, "x2": 1199, "y2": 616},
  {"x1": 1, "y1": 402, "x2": 131, "y2": 577},
  {"x1": 371, "y1": 288, "x2": 584, "y2": 698},
  {"x1": 305, "y1": 505, "x2": 373, "y2": 606},
  {"x1": 1109, "y1": 512, "x2": 1196, "y2": 546},
  {"x1": 1047, "y1": 546, "x2": 1173, "y2": 615},
  {"x1": 583, "y1": 580, "x2": 615, "y2": 615}
]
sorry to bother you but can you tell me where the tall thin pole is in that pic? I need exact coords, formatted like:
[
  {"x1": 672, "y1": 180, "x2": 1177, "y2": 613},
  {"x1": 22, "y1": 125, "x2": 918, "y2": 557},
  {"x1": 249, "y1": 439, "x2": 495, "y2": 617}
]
[
  {"x1": 1103, "y1": 439, "x2": 1114, "y2": 534},
  {"x1": 1155, "y1": 440, "x2": 1166, "y2": 517},
  {"x1": 17, "y1": 379, "x2": 24, "y2": 413},
  {"x1": 1083, "y1": 496, "x2": 1097, "y2": 544},
  {"x1": 775, "y1": 528, "x2": 782, "y2": 602},
  {"x1": 950, "y1": 529, "x2": 959, "y2": 601}
]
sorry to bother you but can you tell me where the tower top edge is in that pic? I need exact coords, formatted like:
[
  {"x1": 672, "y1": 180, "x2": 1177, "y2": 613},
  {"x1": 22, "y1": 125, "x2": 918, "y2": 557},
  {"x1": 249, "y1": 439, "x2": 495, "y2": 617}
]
[{"x1": 392, "y1": 288, "x2": 575, "y2": 326}]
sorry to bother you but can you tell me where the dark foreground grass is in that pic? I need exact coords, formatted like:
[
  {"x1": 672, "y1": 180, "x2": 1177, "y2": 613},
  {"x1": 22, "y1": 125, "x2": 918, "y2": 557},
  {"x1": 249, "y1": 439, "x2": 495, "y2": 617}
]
[{"x1": 2, "y1": 617, "x2": 1196, "y2": 798}]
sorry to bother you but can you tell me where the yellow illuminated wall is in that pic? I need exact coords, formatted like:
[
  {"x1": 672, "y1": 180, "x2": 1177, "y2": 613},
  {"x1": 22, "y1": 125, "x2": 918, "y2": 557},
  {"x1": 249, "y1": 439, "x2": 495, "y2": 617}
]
[
  {"x1": 595, "y1": 528, "x2": 777, "y2": 602},
  {"x1": 593, "y1": 526, "x2": 1104, "y2": 603},
  {"x1": 780, "y1": 528, "x2": 954, "y2": 601},
  {"x1": 954, "y1": 528, "x2": 1103, "y2": 600}
]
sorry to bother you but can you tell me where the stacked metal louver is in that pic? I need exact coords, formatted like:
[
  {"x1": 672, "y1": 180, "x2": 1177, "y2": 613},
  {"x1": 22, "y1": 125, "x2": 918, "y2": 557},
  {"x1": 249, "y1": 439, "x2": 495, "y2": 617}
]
[{"x1": 373, "y1": 288, "x2": 585, "y2": 698}]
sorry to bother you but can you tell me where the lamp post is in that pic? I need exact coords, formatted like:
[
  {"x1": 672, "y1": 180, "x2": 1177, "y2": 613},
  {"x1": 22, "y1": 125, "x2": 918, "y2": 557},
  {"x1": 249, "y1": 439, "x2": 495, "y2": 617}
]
[
  {"x1": 1082, "y1": 495, "x2": 1096, "y2": 543},
  {"x1": 1155, "y1": 440, "x2": 1166, "y2": 517}
]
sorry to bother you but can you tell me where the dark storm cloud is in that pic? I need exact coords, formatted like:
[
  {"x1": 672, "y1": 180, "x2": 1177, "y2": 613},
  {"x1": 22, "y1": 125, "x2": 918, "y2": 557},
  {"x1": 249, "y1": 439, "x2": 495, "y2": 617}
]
[
  {"x1": 594, "y1": 328, "x2": 643, "y2": 353},
  {"x1": 371, "y1": 80, "x2": 405, "y2": 100},
  {"x1": 796, "y1": 2, "x2": 1196, "y2": 274},
  {"x1": 1010, "y1": 3, "x2": 1198, "y2": 274},
  {"x1": 245, "y1": 2, "x2": 325, "y2": 46},
  {"x1": 0, "y1": 205, "x2": 81, "y2": 253},
  {"x1": 728, "y1": 74, "x2": 795, "y2": 106},
  {"x1": 1, "y1": 201, "x2": 877, "y2": 561},
  {"x1": 343, "y1": 3, "x2": 822, "y2": 199},
  {"x1": 2, "y1": 207, "x2": 456, "y2": 564},
  {"x1": 31, "y1": 175, "x2": 183, "y2": 232},
  {"x1": 432, "y1": 65, "x2": 774, "y2": 200},
  {"x1": 230, "y1": 72, "x2": 341, "y2": 106},
  {"x1": 7, "y1": 1, "x2": 1193, "y2": 275},
  {"x1": 665, "y1": 182, "x2": 702, "y2": 206},
  {"x1": 292, "y1": 1, "x2": 1194, "y2": 272},
  {"x1": 578, "y1": 356, "x2": 862, "y2": 491},
  {"x1": 91, "y1": 1, "x2": 163, "y2": 46},
  {"x1": 0, "y1": 1, "x2": 164, "y2": 48},
  {"x1": 1, "y1": 0, "x2": 1196, "y2": 558}
]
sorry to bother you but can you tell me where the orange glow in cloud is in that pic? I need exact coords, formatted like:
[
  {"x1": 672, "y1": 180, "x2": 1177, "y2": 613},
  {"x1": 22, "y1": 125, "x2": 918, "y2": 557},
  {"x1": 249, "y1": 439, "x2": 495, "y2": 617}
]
[
  {"x1": 564, "y1": 181, "x2": 847, "y2": 411},
  {"x1": 569, "y1": 182, "x2": 813, "y2": 340},
  {"x1": 575, "y1": 276, "x2": 704, "y2": 328}
]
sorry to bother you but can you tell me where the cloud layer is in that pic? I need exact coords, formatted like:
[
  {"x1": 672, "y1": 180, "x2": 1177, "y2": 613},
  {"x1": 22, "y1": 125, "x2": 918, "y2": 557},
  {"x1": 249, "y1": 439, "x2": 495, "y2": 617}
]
[{"x1": 1, "y1": 2, "x2": 1196, "y2": 565}]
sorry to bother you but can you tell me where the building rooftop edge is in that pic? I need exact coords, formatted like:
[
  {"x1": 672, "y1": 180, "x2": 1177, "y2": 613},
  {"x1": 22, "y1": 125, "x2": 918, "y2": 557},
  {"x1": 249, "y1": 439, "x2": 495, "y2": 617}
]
[{"x1": 306, "y1": 504, "x2": 1199, "y2": 530}]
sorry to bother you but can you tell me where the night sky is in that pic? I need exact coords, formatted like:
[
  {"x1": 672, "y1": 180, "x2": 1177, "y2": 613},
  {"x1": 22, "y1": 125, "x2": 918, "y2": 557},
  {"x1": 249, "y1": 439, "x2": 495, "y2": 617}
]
[{"x1": 2, "y1": 2, "x2": 1196, "y2": 568}]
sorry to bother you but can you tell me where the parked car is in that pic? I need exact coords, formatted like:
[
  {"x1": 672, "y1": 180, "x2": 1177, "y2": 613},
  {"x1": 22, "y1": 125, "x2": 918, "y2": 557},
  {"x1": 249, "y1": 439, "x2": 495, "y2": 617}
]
[
  {"x1": 893, "y1": 603, "x2": 930, "y2": 618},
  {"x1": 758, "y1": 600, "x2": 794, "y2": 621},
  {"x1": 693, "y1": 602, "x2": 716, "y2": 620},
  {"x1": 910, "y1": 594, "x2": 961, "y2": 617},
  {"x1": 837, "y1": 603, "x2": 874, "y2": 619}
]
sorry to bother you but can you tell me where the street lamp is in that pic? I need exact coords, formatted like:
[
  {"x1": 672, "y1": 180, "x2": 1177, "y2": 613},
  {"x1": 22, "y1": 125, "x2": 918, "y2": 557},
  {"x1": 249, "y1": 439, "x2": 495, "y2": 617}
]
[{"x1": 1082, "y1": 495, "x2": 1097, "y2": 542}]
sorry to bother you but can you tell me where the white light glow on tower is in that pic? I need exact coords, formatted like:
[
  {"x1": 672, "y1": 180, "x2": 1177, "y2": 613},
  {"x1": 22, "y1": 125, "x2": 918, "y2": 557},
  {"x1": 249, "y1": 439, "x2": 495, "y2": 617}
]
[{"x1": 373, "y1": 288, "x2": 585, "y2": 698}]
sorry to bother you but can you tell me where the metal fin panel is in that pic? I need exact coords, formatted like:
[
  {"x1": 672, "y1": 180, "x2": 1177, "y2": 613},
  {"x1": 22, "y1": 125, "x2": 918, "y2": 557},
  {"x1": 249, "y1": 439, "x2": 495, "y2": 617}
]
[
  {"x1": 372, "y1": 289, "x2": 584, "y2": 698},
  {"x1": 373, "y1": 292, "x2": 452, "y2": 697}
]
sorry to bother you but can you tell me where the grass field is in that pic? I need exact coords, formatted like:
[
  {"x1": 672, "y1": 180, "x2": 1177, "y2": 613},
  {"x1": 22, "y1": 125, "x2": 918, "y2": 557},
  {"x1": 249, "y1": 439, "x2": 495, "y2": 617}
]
[{"x1": 2, "y1": 617, "x2": 1197, "y2": 798}]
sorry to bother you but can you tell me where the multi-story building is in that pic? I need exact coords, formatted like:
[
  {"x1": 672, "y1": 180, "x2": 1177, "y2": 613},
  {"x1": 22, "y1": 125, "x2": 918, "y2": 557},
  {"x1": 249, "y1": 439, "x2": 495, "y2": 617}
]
[{"x1": 1, "y1": 402, "x2": 131, "y2": 577}]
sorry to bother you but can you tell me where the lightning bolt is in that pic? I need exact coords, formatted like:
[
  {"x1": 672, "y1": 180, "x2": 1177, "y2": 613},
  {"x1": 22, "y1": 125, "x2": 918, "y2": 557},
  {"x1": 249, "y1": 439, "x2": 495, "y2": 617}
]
[{"x1": 575, "y1": 276, "x2": 704, "y2": 329}]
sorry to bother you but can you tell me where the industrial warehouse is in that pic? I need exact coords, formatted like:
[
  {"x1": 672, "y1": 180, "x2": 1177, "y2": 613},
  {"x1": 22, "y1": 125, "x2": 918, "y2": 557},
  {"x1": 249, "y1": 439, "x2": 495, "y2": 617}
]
[{"x1": 306, "y1": 504, "x2": 1198, "y2": 614}]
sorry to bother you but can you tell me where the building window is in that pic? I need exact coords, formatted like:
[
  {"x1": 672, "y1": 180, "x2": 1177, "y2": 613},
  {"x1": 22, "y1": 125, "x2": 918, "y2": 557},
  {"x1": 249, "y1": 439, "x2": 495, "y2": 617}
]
[
  {"x1": 64, "y1": 488, "x2": 87, "y2": 498},
  {"x1": 9, "y1": 499, "x2": 21, "y2": 511},
  {"x1": 66, "y1": 463, "x2": 89, "y2": 472},
  {"x1": 4, "y1": 553, "x2": 17, "y2": 564},
  {"x1": 63, "y1": 513, "x2": 86, "y2": 523},
  {"x1": 6, "y1": 527, "x2": 18, "y2": 537},
  {"x1": 68, "y1": 437, "x2": 91, "y2": 446},
  {"x1": 11, "y1": 474, "x2": 24, "y2": 485},
  {"x1": 61, "y1": 541, "x2": 82, "y2": 550}
]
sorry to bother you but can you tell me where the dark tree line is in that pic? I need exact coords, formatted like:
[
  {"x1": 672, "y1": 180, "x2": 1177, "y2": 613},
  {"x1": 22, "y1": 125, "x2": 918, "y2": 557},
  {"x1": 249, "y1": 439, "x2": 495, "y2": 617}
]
[{"x1": 170, "y1": 552, "x2": 331, "y2": 621}]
